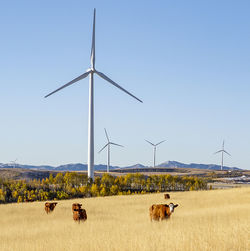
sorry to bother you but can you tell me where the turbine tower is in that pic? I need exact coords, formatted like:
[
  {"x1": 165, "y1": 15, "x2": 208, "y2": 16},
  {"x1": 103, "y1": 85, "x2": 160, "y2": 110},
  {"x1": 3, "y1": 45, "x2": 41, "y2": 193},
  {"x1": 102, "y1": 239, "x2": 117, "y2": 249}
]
[
  {"x1": 214, "y1": 140, "x2": 231, "y2": 170},
  {"x1": 44, "y1": 9, "x2": 142, "y2": 180},
  {"x1": 145, "y1": 140, "x2": 165, "y2": 168},
  {"x1": 99, "y1": 128, "x2": 123, "y2": 173}
]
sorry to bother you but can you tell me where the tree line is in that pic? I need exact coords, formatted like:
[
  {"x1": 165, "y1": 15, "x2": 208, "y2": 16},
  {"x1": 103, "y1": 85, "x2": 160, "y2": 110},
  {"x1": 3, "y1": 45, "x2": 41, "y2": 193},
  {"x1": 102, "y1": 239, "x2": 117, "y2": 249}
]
[{"x1": 0, "y1": 172, "x2": 208, "y2": 203}]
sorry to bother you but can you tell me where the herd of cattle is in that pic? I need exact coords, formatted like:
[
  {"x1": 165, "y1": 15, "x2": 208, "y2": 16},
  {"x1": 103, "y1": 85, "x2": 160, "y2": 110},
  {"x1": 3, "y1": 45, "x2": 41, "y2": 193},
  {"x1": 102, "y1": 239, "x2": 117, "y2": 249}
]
[
  {"x1": 44, "y1": 193, "x2": 179, "y2": 222},
  {"x1": 44, "y1": 202, "x2": 87, "y2": 222}
]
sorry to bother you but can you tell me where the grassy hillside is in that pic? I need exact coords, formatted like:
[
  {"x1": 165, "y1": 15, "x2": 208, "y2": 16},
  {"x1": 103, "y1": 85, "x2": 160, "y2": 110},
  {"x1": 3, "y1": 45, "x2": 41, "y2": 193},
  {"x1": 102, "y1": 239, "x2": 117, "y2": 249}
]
[
  {"x1": 0, "y1": 187, "x2": 249, "y2": 251},
  {"x1": 0, "y1": 168, "x2": 58, "y2": 180}
]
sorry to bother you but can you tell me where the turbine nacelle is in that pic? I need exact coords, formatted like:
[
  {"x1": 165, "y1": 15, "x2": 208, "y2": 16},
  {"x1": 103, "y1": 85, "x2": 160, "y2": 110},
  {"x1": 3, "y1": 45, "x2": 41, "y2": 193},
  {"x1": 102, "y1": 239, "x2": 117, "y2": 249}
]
[{"x1": 86, "y1": 68, "x2": 95, "y2": 73}]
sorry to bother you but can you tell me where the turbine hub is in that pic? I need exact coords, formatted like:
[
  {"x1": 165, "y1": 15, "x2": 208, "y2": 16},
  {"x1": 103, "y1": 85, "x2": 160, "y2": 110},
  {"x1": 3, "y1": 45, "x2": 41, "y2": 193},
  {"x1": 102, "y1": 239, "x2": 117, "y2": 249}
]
[
  {"x1": 87, "y1": 67, "x2": 95, "y2": 73},
  {"x1": 91, "y1": 67, "x2": 95, "y2": 72}
]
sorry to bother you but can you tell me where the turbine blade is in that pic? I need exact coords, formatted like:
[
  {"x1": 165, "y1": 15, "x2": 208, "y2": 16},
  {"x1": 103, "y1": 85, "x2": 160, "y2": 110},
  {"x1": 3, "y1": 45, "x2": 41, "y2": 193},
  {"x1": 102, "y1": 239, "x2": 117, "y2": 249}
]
[
  {"x1": 110, "y1": 142, "x2": 124, "y2": 147},
  {"x1": 98, "y1": 143, "x2": 109, "y2": 153},
  {"x1": 104, "y1": 128, "x2": 109, "y2": 142},
  {"x1": 156, "y1": 140, "x2": 166, "y2": 146},
  {"x1": 223, "y1": 150, "x2": 231, "y2": 156},
  {"x1": 91, "y1": 8, "x2": 96, "y2": 68},
  {"x1": 95, "y1": 70, "x2": 143, "y2": 103},
  {"x1": 214, "y1": 150, "x2": 223, "y2": 154},
  {"x1": 145, "y1": 140, "x2": 155, "y2": 146},
  {"x1": 44, "y1": 71, "x2": 91, "y2": 98}
]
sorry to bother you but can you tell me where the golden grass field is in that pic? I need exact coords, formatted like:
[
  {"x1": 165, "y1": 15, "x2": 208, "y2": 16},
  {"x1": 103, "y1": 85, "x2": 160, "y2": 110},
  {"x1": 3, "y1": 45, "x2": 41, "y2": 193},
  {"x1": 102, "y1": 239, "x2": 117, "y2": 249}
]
[{"x1": 0, "y1": 187, "x2": 249, "y2": 251}]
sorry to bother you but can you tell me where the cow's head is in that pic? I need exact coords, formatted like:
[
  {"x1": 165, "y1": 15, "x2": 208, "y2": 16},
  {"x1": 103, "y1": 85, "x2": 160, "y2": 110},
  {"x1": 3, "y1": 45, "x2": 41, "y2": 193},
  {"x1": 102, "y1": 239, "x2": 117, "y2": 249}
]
[
  {"x1": 168, "y1": 203, "x2": 178, "y2": 213},
  {"x1": 51, "y1": 202, "x2": 57, "y2": 209}
]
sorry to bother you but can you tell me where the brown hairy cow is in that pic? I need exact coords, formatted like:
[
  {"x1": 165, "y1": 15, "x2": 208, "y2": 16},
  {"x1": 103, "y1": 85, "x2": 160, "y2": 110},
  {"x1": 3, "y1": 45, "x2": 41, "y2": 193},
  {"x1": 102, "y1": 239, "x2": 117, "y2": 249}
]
[
  {"x1": 45, "y1": 202, "x2": 58, "y2": 214},
  {"x1": 149, "y1": 203, "x2": 178, "y2": 221},
  {"x1": 164, "y1": 193, "x2": 170, "y2": 199},
  {"x1": 73, "y1": 208, "x2": 87, "y2": 223}
]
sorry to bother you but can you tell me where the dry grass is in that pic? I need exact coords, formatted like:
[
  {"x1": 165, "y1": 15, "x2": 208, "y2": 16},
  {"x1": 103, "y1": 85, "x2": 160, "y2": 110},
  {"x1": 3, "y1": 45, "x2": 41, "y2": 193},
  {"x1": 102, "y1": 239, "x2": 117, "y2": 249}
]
[{"x1": 0, "y1": 187, "x2": 249, "y2": 251}]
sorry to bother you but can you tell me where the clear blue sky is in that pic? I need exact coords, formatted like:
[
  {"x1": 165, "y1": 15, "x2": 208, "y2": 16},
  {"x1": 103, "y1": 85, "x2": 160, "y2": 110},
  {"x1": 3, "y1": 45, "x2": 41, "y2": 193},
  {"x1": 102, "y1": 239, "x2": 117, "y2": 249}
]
[{"x1": 1, "y1": 0, "x2": 250, "y2": 169}]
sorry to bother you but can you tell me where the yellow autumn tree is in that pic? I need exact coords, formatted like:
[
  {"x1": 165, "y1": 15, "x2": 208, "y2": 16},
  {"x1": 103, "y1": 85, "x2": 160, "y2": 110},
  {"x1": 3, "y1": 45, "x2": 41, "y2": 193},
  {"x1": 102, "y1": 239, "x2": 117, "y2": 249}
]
[{"x1": 90, "y1": 184, "x2": 99, "y2": 196}]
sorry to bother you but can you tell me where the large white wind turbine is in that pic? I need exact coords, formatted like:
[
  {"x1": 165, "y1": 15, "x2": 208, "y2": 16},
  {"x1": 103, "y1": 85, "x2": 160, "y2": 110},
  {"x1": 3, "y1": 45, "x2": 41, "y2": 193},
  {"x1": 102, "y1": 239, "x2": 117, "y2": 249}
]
[
  {"x1": 145, "y1": 140, "x2": 166, "y2": 168},
  {"x1": 44, "y1": 9, "x2": 142, "y2": 180},
  {"x1": 214, "y1": 140, "x2": 231, "y2": 170},
  {"x1": 99, "y1": 128, "x2": 123, "y2": 173}
]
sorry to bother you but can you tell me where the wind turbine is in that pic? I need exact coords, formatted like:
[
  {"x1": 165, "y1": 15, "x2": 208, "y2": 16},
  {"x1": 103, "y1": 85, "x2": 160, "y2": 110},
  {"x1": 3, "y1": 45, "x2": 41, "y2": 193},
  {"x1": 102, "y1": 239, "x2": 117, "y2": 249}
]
[
  {"x1": 10, "y1": 159, "x2": 18, "y2": 168},
  {"x1": 145, "y1": 140, "x2": 165, "y2": 168},
  {"x1": 98, "y1": 128, "x2": 123, "y2": 173},
  {"x1": 214, "y1": 140, "x2": 231, "y2": 170},
  {"x1": 44, "y1": 9, "x2": 142, "y2": 180}
]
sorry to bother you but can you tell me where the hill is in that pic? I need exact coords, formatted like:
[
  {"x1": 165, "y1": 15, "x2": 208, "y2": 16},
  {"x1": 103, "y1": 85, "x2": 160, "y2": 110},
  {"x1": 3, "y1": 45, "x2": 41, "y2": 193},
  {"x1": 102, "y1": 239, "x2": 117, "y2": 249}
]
[
  {"x1": 157, "y1": 161, "x2": 240, "y2": 170},
  {"x1": 0, "y1": 160, "x2": 240, "y2": 172}
]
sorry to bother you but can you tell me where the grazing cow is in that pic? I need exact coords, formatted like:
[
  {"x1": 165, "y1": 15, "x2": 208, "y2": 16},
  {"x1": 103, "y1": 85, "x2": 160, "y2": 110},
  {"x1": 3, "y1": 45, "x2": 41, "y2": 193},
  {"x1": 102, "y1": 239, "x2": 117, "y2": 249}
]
[
  {"x1": 45, "y1": 202, "x2": 58, "y2": 214},
  {"x1": 164, "y1": 193, "x2": 170, "y2": 199},
  {"x1": 73, "y1": 208, "x2": 87, "y2": 223},
  {"x1": 72, "y1": 203, "x2": 82, "y2": 212},
  {"x1": 149, "y1": 203, "x2": 178, "y2": 221}
]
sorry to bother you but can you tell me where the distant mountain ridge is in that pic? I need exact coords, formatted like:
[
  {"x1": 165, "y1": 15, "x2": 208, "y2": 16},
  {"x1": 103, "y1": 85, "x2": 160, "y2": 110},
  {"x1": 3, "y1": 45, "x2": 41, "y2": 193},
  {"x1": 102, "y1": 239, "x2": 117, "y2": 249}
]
[
  {"x1": 157, "y1": 161, "x2": 240, "y2": 170},
  {"x1": 0, "y1": 161, "x2": 240, "y2": 171},
  {"x1": 0, "y1": 163, "x2": 119, "y2": 171}
]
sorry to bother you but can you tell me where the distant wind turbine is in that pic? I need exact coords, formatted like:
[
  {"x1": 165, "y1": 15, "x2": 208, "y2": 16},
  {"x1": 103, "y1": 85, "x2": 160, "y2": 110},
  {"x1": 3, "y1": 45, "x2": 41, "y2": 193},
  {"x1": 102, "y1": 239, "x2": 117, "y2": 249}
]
[
  {"x1": 214, "y1": 140, "x2": 231, "y2": 170},
  {"x1": 145, "y1": 140, "x2": 166, "y2": 168},
  {"x1": 10, "y1": 159, "x2": 18, "y2": 168},
  {"x1": 44, "y1": 9, "x2": 142, "y2": 180},
  {"x1": 98, "y1": 129, "x2": 123, "y2": 173}
]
